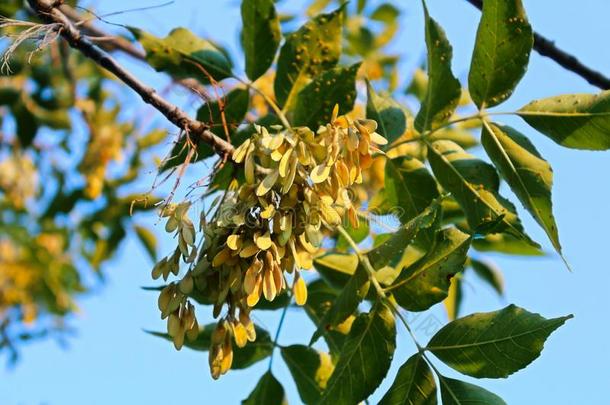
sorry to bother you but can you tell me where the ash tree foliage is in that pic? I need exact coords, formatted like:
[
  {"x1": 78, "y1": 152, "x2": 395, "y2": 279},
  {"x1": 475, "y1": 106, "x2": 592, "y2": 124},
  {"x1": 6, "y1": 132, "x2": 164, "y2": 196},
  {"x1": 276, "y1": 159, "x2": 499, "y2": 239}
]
[{"x1": 2, "y1": 0, "x2": 610, "y2": 402}]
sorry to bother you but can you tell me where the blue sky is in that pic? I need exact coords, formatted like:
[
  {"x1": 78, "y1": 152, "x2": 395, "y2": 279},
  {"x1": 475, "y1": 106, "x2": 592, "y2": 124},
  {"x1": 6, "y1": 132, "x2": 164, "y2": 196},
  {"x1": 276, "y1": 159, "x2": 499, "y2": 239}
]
[{"x1": 2, "y1": 0, "x2": 609, "y2": 404}]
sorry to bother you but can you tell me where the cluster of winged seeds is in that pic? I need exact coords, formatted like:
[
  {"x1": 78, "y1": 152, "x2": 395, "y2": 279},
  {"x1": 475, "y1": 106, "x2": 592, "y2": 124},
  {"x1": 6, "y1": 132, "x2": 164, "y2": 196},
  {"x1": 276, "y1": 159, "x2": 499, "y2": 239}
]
[{"x1": 152, "y1": 107, "x2": 386, "y2": 378}]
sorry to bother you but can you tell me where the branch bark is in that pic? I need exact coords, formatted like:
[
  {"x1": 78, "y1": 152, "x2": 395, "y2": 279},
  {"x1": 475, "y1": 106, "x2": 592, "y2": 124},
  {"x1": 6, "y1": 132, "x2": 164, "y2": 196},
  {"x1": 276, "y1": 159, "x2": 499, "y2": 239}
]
[
  {"x1": 464, "y1": 0, "x2": 610, "y2": 90},
  {"x1": 28, "y1": 0, "x2": 234, "y2": 157}
]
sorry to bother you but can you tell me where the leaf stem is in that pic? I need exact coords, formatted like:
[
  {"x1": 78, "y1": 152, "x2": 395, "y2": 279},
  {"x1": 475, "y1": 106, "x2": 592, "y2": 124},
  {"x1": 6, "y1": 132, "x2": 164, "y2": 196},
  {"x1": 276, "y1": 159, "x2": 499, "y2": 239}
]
[
  {"x1": 234, "y1": 76, "x2": 292, "y2": 129},
  {"x1": 336, "y1": 225, "x2": 424, "y2": 352}
]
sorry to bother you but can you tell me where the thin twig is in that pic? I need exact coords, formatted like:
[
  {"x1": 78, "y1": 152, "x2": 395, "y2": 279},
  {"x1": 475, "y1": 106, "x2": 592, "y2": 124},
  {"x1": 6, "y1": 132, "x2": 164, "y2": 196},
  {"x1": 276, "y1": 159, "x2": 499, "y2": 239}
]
[
  {"x1": 464, "y1": 0, "x2": 610, "y2": 90},
  {"x1": 28, "y1": 0, "x2": 234, "y2": 157}
]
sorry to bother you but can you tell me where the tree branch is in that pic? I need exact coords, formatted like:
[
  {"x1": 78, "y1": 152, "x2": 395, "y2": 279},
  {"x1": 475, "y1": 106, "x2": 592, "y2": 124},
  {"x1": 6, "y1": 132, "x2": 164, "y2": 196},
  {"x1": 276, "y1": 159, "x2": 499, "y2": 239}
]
[
  {"x1": 58, "y1": 5, "x2": 206, "y2": 94},
  {"x1": 28, "y1": 0, "x2": 234, "y2": 157},
  {"x1": 464, "y1": 0, "x2": 610, "y2": 90}
]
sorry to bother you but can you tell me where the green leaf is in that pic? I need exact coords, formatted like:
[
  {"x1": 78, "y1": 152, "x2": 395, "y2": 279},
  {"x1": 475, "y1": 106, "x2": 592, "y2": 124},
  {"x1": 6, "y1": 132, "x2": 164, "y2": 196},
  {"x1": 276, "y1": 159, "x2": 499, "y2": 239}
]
[
  {"x1": 427, "y1": 140, "x2": 536, "y2": 245},
  {"x1": 379, "y1": 353, "x2": 437, "y2": 405},
  {"x1": 160, "y1": 88, "x2": 249, "y2": 172},
  {"x1": 518, "y1": 91, "x2": 610, "y2": 150},
  {"x1": 367, "y1": 198, "x2": 440, "y2": 270},
  {"x1": 242, "y1": 371, "x2": 285, "y2": 405},
  {"x1": 314, "y1": 252, "x2": 358, "y2": 289},
  {"x1": 310, "y1": 264, "x2": 370, "y2": 345},
  {"x1": 472, "y1": 233, "x2": 544, "y2": 256},
  {"x1": 145, "y1": 324, "x2": 273, "y2": 369},
  {"x1": 468, "y1": 0, "x2": 533, "y2": 108},
  {"x1": 318, "y1": 304, "x2": 396, "y2": 405},
  {"x1": 292, "y1": 63, "x2": 360, "y2": 129},
  {"x1": 470, "y1": 258, "x2": 504, "y2": 296},
  {"x1": 303, "y1": 279, "x2": 349, "y2": 354},
  {"x1": 129, "y1": 27, "x2": 232, "y2": 83},
  {"x1": 366, "y1": 81, "x2": 408, "y2": 145},
  {"x1": 241, "y1": 0, "x2": 281, "y2": 81},
  {"x1": 481, "y1": 122, "x2": 564, "y2": 263},
  {"x1": 439, "y1": 376, "x2": 506, "y2": 405},
  {"x1": 281, "y1": 345, "x2": 334, "y2": 404},
  {"x1": 391, "y1": 227, "x2": 470, "y2": 312},
  {"x1": 133, "y1": 225, "x2": 157, "y2": 262},
  {"x1": 414, "y1": 6, "x2": 461, "y2": 133},
  {"x1": 274, "y1": 7, "x2": 343, "y2": 108},
  {"x1": 427, "y1": 304, "x2": 572, "y2": 378},
  {"x1": 382, "y1": 157, "x2": 439, "y2": 246}
]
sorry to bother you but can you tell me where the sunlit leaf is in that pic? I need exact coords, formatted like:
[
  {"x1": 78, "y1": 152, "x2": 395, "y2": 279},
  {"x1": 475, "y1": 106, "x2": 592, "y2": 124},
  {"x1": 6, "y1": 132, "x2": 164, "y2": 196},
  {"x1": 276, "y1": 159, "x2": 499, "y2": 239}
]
[
  {"x1": 303, "y1": 279, "x2": 350, "y2": 354},
  {"x1": 391, "y1": 227, "x2": 470, "y2": 312},
  {"x1": 318, "y1": 304, "x2": 396, "y2": 404},
  {"x1": 292, "y1": 63, "x2": 360, "y2": 129},
  {"x1": 274, "y1": 7, "x2": 343, "y2": 108},
  {"x1": 314, "y1": 252, "x2": 358, "y2": 289},
  {"x1": 367, "y1": 198, "x2": 439, "y2": 269},
  {"x1": 468, "y1": 0, "x2": 533, "y2": 108},
  {"x1": 381, "y1": 157, "x2": 439, "y2": 246},
  {"x1": 427, "y1": 304, "x2": 572, "y2": 378},
  {"x1": 414, "y1": 5, "x2": 461, "y2": 133},
  {"x1": 366, "y1": 81, "x2": 408, "y2": 145},
  {"x1": 310, "y1": 264, "x2": 369, "y2": 345},
  {"x1": 129, "y1": 27, "x2": 232, "y2": 82},
  {"x1": 428, "y1": 140, "x2": 536, "y2": 245},
  {"x1": 518, "y1": 91, "x2": 610, "y2": 150},
  {"x1": 481, "y1": 122, "x2": 564, "y2": 263},
  {"x1": 281, "y1": 345, "x2": 334, "y2": 404}
]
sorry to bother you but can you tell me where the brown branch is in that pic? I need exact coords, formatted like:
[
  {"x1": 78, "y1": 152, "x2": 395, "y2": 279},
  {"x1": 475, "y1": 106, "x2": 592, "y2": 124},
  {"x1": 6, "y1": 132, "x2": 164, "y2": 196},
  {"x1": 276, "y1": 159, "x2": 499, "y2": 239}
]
[
  {"x1": 464, "y1": 0, "x2": 610, "y2": 90},
  {"x1": 28, "y1": 0, "x2": 234, "y2": 157}
]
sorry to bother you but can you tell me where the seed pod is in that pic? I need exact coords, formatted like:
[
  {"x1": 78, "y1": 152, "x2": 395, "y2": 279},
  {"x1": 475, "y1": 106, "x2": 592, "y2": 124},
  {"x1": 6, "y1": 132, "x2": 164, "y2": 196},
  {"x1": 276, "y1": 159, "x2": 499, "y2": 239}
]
[{"x1": 293, "y1": 272, "x2": 308, "y2": 306}]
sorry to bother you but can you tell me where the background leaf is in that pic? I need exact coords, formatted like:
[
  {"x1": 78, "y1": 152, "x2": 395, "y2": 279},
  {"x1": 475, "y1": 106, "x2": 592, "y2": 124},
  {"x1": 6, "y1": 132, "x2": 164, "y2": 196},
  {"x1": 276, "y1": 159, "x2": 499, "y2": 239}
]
[
  {"x1": 241, "y1": 0, "x2": 281, "y2": 81},
  {"x1": 468, "y1": 0, "x2": 533, "y2": 108},
  {"x1": 133, "y1": 225, "x2": 157, "y2": 262},
  {"x1": 427, "y1": 304, "x2": 572, "y2": 378}
]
